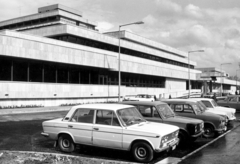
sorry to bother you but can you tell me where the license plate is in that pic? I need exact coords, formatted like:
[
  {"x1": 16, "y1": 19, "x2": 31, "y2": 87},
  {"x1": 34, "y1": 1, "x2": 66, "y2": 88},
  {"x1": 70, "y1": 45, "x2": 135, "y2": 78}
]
[{"x1": 172, "y1": 145, "x2": 176, "y2": 150}]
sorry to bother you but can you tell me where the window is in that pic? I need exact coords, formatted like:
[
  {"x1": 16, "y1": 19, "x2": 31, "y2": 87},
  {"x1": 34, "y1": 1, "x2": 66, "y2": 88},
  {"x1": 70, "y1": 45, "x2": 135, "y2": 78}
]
[
  {"x1": 71, "y1": 109, "x2": 94, "y2": 123},
  {"x1": 138, "y1": 105, "x2": 159, "y2": 118},
  {"x1": 183, "y1": 104, "x2": 193, "y2": 113},
  {"x1": 157, "y1": 104, "x2": 175, "y2": 118},
  {"x1": 96, "y1": 110, "x2": 120, "y2": 126},
  {"x1": 175, "y1": 104, "x2": 183, "y2": 112},
  {"x1": 228, "y1": 97, "x2": 238, "y2": 102},
  {"x1": 201, "y1": 101, "x2": 213, "y2": 108}
]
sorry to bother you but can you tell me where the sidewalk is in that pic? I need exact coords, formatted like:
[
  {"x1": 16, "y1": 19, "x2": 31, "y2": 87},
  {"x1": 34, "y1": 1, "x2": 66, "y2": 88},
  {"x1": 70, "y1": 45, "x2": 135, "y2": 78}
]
[{"x1": 0, "y1": 106, "x2": 71, "y2": 115}]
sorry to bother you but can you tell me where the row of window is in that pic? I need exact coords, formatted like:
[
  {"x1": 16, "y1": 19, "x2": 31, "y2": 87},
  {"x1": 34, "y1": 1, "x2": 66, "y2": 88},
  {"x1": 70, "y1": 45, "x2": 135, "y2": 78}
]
[
  {"x1": 51, "y1": 35, "x2": 194, "y2": 69},
  {"x1": 0, "y1": 56, "x2": 166, "y2": 88}
]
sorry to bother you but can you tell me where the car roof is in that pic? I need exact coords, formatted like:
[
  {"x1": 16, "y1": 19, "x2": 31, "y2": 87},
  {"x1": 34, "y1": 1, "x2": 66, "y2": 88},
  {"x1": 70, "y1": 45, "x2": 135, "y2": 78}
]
[
  {"x1": 120, "y1": 101, "x2": 167, "y2": 105},
  {"x1": 161, "y1": 99, "x2": 199, "y2": 103},
  {"x1": 191, "y1": 98, "x2": 213, "y2": 101},
  {"x1": 227, "y1": 95, "x2": 240, "y2": 97},
  {"x1": 71, "y1": 103, "x2": 134, "y2": 111}
]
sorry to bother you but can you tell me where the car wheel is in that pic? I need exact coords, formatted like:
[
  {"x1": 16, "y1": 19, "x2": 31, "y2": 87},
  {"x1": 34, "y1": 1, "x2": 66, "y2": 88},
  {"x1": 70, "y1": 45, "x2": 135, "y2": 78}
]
[
  {"x1": 132, "y1": 142, "x2": 153, "y2": 163},
  {"x1": 203, "y1": 125, "x2": 215, "y2": 138},
  {"x1": 58, "y1": 134, "x2": 75, "y2": 153}
]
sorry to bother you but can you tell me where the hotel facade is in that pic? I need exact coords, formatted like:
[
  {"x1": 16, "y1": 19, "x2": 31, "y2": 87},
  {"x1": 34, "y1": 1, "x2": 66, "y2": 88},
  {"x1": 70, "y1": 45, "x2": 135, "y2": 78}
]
[{"x1": 1, "y1": 4, "x2": 233, "y2": 107}]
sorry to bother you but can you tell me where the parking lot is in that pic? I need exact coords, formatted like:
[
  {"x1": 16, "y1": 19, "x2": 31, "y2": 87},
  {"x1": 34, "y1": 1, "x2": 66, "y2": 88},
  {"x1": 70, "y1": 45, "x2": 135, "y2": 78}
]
[{"x1": 0, "y1": 109, "x2": 239, "y2": 163}]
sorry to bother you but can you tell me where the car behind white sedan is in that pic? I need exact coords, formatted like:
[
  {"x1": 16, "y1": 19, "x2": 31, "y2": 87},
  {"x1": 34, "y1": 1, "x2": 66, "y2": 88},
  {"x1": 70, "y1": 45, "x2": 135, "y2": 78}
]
[
  {"x1": 41, "y1": 103, "x2": 179, "y2": 163},
  {"x1": 193, "y1": 98, "x2": 236, "y2": 121}
]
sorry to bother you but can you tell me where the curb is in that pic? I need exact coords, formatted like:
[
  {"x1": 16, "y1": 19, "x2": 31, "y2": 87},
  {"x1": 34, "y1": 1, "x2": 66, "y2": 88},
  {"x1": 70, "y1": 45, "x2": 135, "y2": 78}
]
[{"x1": 179, "y1": 122, "x2": 240, "y2": 163}]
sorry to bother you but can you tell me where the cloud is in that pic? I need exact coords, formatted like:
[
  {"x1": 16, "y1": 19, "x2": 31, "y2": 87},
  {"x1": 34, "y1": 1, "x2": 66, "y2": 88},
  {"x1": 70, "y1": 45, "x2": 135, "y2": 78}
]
[{"x1": 96, "y1": 22, "x2": 114, "y2": 32}]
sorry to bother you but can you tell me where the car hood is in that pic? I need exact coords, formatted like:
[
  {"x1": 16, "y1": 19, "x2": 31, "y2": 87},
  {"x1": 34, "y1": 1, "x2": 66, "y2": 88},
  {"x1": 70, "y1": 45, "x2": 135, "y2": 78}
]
[
  {"x1": 205, "y1": 109, "x2": 227, "y2": 116},
  {"x1": 215, "y1": 106, "x2": 236, "y2": 113},
  {"x1": 165, "y1": 116, "x2": 203, "y2": 124},
  {"x1": 126, "y1": 122, "x2": 179, "y2": 137}
]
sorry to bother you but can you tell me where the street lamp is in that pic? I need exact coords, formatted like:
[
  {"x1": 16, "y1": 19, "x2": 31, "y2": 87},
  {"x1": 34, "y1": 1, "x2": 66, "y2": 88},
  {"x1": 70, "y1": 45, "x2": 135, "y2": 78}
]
[
  {"x1": 236, "y1": 69, "x2": 240, "y2": 94},
  {"x1": 220, "y1": 63, "x2": 231, "y2": 96},
  {"x1": 118, "y1": 21, "x2": 144, "y2": 102},
  {"x1": 188, "y1": 50, "x2": 204, "y2": 98}
]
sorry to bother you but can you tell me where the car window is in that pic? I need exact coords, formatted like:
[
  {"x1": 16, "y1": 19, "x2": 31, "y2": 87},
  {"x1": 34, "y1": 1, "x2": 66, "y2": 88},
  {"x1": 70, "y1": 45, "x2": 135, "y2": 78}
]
[
  {"x1": 138, "y1": 105, "x2": 159, "y2": 118},
  {"x1": 139, "y1": 105, "x2": 152, "y2": 117},
  {"x1": 229, "y1": 97, "x2": 238, "y2": 102},
  {"x1": 96, "y1": 110, "x2": 120, "y2": 126},
  {"x1": 174, "y1": 104, "x2": 183, "y2": 112},
  {"x1": 71, "y1": 109, "x2": 94, "y2": 123},
  {"x1": 183, "y1": 104, "x2": 194, "y2": 113},
  {"x1": 157, "y1": 104, "x2": 175, "y2": 118},
  {"x1": 192, "y1": 104, "x2": 202, "y2": 114},
  {"x1": 201, "y1": 100, "x2": 213, "y2": 108}
]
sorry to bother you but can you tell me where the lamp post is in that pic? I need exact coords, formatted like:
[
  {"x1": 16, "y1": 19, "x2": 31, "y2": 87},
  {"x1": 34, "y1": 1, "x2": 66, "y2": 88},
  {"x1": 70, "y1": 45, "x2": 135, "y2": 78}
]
[
  {"x1": 236, "y1": 69, "x2": 240, "y2": 94},
  {"x1": 118, "y1": 21, "x2": 144, "y2": 102},
  {"x1": 220, "y1": 63, "x2": 231, "y2": 96},
  {"x1": 188, "y1": 50, "x2": 204, "y2": 98}
]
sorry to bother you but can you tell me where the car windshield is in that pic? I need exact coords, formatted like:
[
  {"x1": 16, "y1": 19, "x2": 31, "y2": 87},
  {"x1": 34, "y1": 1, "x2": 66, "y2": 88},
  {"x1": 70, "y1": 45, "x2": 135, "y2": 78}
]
[
  {"x1": 157, "y1": 104, "x2": 175, "y2": 118},
  {"x1": 201, "y1": 100, "x2": 213, "y2": 108},
  {"x1": 197, "y1": 101, "x2": 208, "y2": 112},
  {"x1": 192, "y1": 104, "x2": 202, "y2": 114},
  {"x1": 117, "y1": 107, "x2": 146, "y2": 126},
  {"x1": 211, "y1": 99, "x2": 218, "y2": 107}
]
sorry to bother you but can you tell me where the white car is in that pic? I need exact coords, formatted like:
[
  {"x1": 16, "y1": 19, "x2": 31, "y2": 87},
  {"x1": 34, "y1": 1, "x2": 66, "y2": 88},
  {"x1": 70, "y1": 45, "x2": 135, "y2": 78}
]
[
  {"x1": 41, "y1": 104, "x2": 179, "y2": 163},
  {"x1": 123, "y1": 94, "x2": 155, "y2": 102},
  {"x1": 193, "y1": 98, "x2": 236, "y2": 121}
]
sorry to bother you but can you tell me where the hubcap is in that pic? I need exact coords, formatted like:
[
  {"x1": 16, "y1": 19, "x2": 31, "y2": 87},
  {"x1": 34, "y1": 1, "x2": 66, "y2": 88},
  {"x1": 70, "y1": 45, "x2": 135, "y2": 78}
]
[
  {"x1": 62, "y1": 139, "x2": 70, "y2": 148},
  {"x1": 137, "y1": 147, "x2": 147, "y2": 158}
]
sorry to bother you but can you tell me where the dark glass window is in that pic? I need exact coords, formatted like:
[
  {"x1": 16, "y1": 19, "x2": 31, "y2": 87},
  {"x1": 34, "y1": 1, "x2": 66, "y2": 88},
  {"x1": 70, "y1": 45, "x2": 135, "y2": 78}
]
[
  {"x1": 29, "y1": 62, "x2": 43, "y2": 82},
  {"x1": 0, "y1": 58, "x2": 11, "y2": 80},
  {"x1": 13, "y1": 60, "x2": 28, "y2": 81},
  {"x1": 44, "y1": 63, "x2": 56, "y2": 83},
  {"x1": 57, "y1": 64, "x2": 68, "y2": 83}
]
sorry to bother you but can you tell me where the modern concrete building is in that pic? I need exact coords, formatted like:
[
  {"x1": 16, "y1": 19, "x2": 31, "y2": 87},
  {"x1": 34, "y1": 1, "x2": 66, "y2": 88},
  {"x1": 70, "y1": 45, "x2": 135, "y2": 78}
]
[
  {"x1": 196, "y1": 67, "x2": 240, "y2": 95},
  {"x1": 0, "y1": 4, "x2": 204, "y2": 107}
]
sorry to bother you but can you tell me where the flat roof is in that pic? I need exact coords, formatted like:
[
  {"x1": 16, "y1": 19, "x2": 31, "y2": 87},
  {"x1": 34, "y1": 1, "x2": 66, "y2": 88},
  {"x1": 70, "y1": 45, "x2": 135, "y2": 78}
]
[{"x1": 38, "y1": 4, "x2": 82, "y2": 17}]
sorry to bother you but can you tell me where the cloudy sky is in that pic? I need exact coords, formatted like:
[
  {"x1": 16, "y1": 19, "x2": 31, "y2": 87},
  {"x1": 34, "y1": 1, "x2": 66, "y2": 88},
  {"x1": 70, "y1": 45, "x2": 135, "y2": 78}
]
[{"x1": 1, "y1": 0, "x2": 240, "y2": 76}]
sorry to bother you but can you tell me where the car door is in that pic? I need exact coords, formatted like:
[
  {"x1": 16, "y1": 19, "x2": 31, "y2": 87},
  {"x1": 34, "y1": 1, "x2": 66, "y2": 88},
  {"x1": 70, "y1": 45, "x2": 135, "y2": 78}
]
[
  {"x1": 92, "y1": 110, "x2": 123, "y2": 149},
  {"x1": 68, "y1": 108, "x2": 94, "y2": 145},
  {"x1": 227, "y1": 97, "x2": 239, "y2": 109},
  {"x1": 171, "y1": 104, "x2": 196, "y2": 119}
]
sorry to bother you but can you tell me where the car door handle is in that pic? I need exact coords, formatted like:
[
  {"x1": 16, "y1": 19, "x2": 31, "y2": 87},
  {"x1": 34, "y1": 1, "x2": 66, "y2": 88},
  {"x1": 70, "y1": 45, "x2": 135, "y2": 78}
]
[
  {"x1": 68, "y1": 125, "x2": 73, "y2": 128},
  {"x1": 93, "y1": 128, "x2": 99, "y2": 130}
]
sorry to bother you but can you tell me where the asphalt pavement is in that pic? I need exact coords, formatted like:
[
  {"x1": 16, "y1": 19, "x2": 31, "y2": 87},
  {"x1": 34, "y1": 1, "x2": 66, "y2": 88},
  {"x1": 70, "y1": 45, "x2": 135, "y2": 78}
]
[{"x1": 0, "y1": 106, "x2": 240, "y2": 164}]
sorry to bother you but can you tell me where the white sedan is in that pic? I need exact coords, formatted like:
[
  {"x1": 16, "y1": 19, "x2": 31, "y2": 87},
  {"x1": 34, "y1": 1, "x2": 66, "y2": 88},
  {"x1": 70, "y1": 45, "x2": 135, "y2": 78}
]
[
  {"x1": 123, "y1": 94, "x2": 155, "y2": 102},
  {"x1": 41, "y1": 103, "x2": 179, "y2": 163},
  {"x1": 193, "y1": 98, "x2": 236, "y2": 121}
]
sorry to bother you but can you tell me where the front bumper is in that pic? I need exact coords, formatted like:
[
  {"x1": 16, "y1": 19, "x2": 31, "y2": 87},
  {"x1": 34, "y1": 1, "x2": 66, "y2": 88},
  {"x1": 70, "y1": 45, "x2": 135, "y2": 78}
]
[
  {"x1": 190, "y1": 129, "x2": 204, "y2": 138},
  {"x1": 41, "y1": 132, "x2": 49, "y2": 137},
  {"x1": 215, "y1": 125, "x2": 227, "y2": 134},
  {"x1": 155, "y1": 138, "x2": 179, "y2": 153}
]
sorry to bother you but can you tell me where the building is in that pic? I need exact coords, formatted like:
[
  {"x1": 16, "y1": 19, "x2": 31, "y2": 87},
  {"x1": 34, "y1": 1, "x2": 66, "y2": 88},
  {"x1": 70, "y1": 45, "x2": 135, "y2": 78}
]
[{"x1": 0, "y1": 4, "x2": 203, "y2": 107}]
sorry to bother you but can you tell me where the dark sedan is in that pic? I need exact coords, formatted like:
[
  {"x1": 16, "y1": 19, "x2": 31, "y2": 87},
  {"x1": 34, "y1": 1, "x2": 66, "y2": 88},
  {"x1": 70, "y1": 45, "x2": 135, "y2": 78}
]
[
  {"x1": 217, "y1": 95, "x2": 240, "y2": 112},
  {"x1": 120, "y1": 101, "x2": 204, "y2": 145}
]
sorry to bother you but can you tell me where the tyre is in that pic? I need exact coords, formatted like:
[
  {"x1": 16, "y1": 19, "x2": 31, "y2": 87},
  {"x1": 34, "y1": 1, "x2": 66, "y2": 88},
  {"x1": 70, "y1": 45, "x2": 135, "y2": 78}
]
[
  {"x1": 132, "y1": 142, "x2": 154, "y2": 163},
  {"x1": 58, "y1": 134, "x2": 75, "y2": 153},
  {"x1": 203, "y1": 124, "x2": 215, "y2": 138}
]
